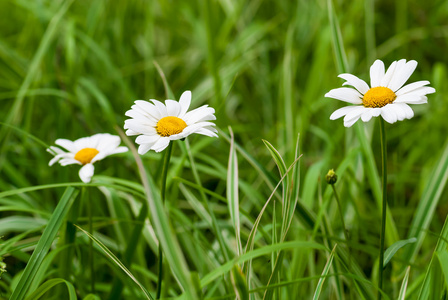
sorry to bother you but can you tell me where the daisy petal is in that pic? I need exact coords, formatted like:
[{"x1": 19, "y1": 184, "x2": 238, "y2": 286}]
[
  {"x1": 124, "y1": 119, "x2": 157, "y2": 135},
  {"x1": 194, "y1": 128, "x2": 219, "y2": 137},
  {"x1": 371, "y1": 108, "x2": 381, "y2": 117},
  {"x1": 49, "y1": 154, "x2": 65, "y2": 166},
  {"x1": 79, "y1": 164, "x2": 95, "y2": 183},
  {"x1": 395, "y1": 103, "x2": 414, "y2": 119},
  {"x1": 343, "y1": 106, "x2": 365, "y2": 127},
  {"x1": 388, "y1": 104, "x2": 407, "y2": 121},
  {"x1": 344, "y1": 115, "x2": 362, "y2": 127},
  {"x1": 329, "y1": 106, "x2": 360, "y2": 120},
  {"x1": 183, "y1": 106, "x2": 216, "y2": 123},
  {"x1": 404, "y1": 86, "x2": 435, "y2": 97},
  {"x1": 370, "y1": 60, "x2": 385, "y2": 87},
  {"x1": 125, "y1": 108, "x2": 158, "y2": 125},
  {"x1": 339, "y1": 73, "x2": 370, "y2": 94},
  {"x1": 55, "y1": 139, "x2": 78, "y2": 153},
  {"x1": 135, "y1": 100, "x2": 161, "y2": 119},
  {"x1": 152, "y1": 138, "x2": 170, "y2": 153},
  {"x1": 112, "y1": 146, "x2": 129, "y2": 154},
  {"x1": 165, "y1": 100, "x2": 181, "y2": 117},
  {"x1": 325, "y1": 88, "x2": 363, "y2": 104},
  {"x1": 394, "y1": 94, "x2": 427, "y2": 104},
  {"x1": 380, "y1": 60, "x2": 399, "y2": 87},
  {"x1": 151, "y1": 100, "x2": 168, "y2": 116},
  {"x1": 388, "y1": 60, "x2": 418, "y2": 92},
  {"x1": 396, "y1": 80, "x2": 431, "y2": 96},
  {"x1": 136, "y1": 134, "x2": 160, "y2": 145},
  {"x1": 381, "y1": 105, "x2": 398, "y2": 124},
  {"x1": 360, "y1": 108, "x2": 374, "y2": 122},
  {"x1": 125, "y1": 129, "x2": 140, "y2": 136},
  {"x1": 60, "y1": 158, "x2": 81, "y2": 166},
  {"x1": 138, "y1": 143, "x2": 154, "y2": 155},
  {"x1": 178, "y1": 90, "x2": 192, "y2": 118}
]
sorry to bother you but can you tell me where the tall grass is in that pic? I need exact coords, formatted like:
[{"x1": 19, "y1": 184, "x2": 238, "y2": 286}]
[{"x1": 1, "y1": 0, "x2": 448, "y2": 299}]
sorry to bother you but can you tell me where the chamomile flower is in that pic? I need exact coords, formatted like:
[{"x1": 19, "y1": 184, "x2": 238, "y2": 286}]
[
  {"x1": 124, "y1": 90, "x2": 217, "y2": 154},
  {"x1": 47, "y1": 133, "x2": 128, "y2": 183},
  {"x1": 326, "y1": 59, "x2": 436, "y2": 127}
]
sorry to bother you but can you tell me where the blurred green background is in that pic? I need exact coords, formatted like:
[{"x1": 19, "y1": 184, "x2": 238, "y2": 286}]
[{"x1": 1, "y1": 0, "x2": 448, "y2": 298}]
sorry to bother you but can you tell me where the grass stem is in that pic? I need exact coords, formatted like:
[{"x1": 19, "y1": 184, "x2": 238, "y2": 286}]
[{"x1": 378, "y1": 118, "x2": 387, "y2": 299}]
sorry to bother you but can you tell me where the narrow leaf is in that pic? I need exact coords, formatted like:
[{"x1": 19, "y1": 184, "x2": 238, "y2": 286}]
[
  {"x1": 10, "y1": 187, "x2": 79, "y2": 300},
  {"x1": 75, "y1": 225, "x2": 154, "y2": 300},
  {"x1": 383, "y1": 237, "x2": 417, "y2": 267},
  {"x1": 228, "y1": 127, "x2": 242, "y2": 256},
  {"x1": 397, "y1": 266, "x2": 411, "y2": 300},
  {"x1": 313, "y1": 244, "x2": 337, "y2": 300},
  {"x1": 25, "y1": 278, "x2": 76, "y2": 300}
]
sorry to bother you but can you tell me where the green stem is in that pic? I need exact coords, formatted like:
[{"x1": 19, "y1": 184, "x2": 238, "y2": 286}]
[
  {"x1": 378, "y1": 118, "x2": 387, "y2": 299},
  {"x1": 156, "y1": 142, "x2": 173, "y2": 300},
  {"x1": 85, "y1": 186, "x2": 95, "y2": 293},
  {"x1": 331, "y1": 183, "x2": 353, "y2": 298},
  {"x1": 331, "y1": 184, "x2": 350, "y2": 247}
]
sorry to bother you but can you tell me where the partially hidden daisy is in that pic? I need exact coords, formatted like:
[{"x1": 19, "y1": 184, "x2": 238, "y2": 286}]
[
  {"x1": 124, "y1": 90, "x2": 217, "y2": 154},
  {"x1": 325, "y1": 59, "x2": 436, "y2": 127},
  {"x1": 47, "y1": 133, "x2": 128, "y2": 183}
]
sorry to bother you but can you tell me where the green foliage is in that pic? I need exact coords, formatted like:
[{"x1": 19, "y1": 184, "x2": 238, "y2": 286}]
[{"x1": 0, "y1": 0, "x2": 448, "y2": 299}]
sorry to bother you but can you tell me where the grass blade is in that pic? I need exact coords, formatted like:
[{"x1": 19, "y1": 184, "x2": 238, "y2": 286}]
[
  {"x1": 202, "y1": 241, "x2": 328, "y2": 287},
  {"x1": 228, "y1": 127, "x2": 242, "y2": 256},
  {"x1": 417, "y1": 212, "x2": 448, "y2": 299},
  {"x1": 313, "y1": 244, "x2": 337, "y2": 300},
  {"x1": 75, "y1": 224, "x2": 154, "y2": 300},
  {"x1": 10, "y1": 187, "x2": 79, "y2": 300},
  {"x1": 436, "y1": 250, "x2": 448, "y2": 287},
  {"x1": 404, "y1": 140, "x2": 448, "y2": 263},
  {"x1": 397, "y1": 266, "x2": 411, "y2": 300},
  {"x1": 383, "y1": 238, "x2": 416, "y2": 268},
  {"x1": 25, "y1": 278, "x2": 76, "y2": 300}
]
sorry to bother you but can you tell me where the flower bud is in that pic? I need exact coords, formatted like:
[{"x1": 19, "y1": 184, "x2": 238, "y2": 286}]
[{"x1": 326, "y1": 169, "x2": 337, "y2": 185}]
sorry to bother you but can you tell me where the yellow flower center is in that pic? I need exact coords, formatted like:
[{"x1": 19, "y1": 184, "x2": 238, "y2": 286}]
[
  {"x1": 156, "y1": 116, "x2": 187, "y2": 137},
  {"x1": 74, "y1": 148, "x2": 99, "y2": 165},
  {"x1": 362, "y1": 87, "x2": 397, "y2": 108}
]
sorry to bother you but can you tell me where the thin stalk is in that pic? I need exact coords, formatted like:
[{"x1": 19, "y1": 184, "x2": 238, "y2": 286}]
[
  {"x1": 378, "y1": 118, "x2": 387, "y2": 299},
  {"x1": 331, "y1": 185, "x2": 350, "y2": 247},
  {"x1": 85, "y1": 186, "x2": 95, "y2": 293},
  {"x1": 331, "y1": 183, "x2": 353, "y2": 298},
  {"x1": 156, "y1": 142, "x2": 173, "y2": 300}
]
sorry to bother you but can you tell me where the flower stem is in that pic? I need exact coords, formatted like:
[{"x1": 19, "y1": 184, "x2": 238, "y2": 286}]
[
  {"x1": 156, "y1": 142, "x2": 173, "y2": 300},
  {"x1": 378, "y1": 118, "x2": 387, "y2": 299}
]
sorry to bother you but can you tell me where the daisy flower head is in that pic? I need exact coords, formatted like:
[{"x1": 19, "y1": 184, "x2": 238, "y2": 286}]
[
  {"x1": 325, "y1": 59, "x2": 436, "y2": 127},
  {"x1": 47, "y1": 133, "x2": 129, "y2": 183},
  {"x1": 124, "y1": 90, "x2": 218, "y2": 154}
]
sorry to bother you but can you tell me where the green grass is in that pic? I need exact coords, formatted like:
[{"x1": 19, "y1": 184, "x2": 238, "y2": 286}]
[{"x1": 1, "y1": 0, "x2": 448, "y2": 299}]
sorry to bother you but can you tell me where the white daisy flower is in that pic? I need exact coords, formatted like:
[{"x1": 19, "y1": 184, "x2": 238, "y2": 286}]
[
  {"x1": 47, "y1": 133, "x2": 129, "y2": 183},
  {"x1": 124, "y1": 90, "x2": 217, "y2": 154},
  {"x1": 325, "y1": 59, "x2": 436, "y2": 127}
]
